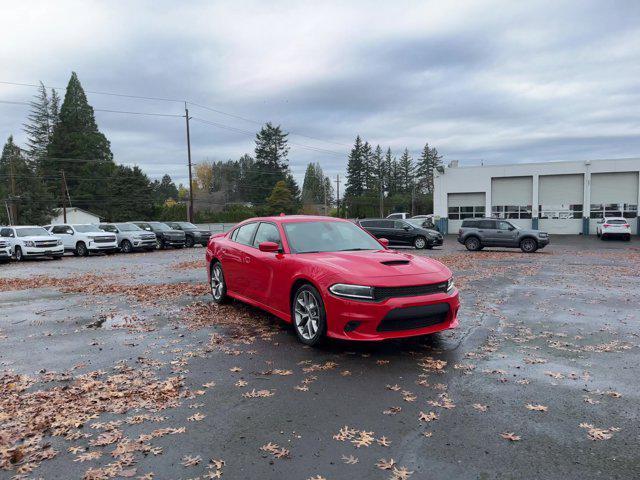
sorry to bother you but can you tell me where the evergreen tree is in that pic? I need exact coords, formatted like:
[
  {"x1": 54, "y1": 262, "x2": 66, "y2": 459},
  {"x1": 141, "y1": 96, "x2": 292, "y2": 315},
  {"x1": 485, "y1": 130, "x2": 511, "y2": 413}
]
[
  {"x1": 247, "y1": 122, "x2": 295, "y2": 205},
  {"x1": 49, "y1": 88, "x2": 61, "y2": 128},
  {"x1": 0, "y1": 136, "x2": 54, "y2": 225},
  {"x1": 45, "y1": 72, "x2": 115, "y2": 216},
  {"x1": 398, "y1": 148, "x2": 415, "y2": 193},
  {"x1": 107, "y1": 166, "x2": 155, "y2": 220},
  {"x1": 415, "y1": 142, "x2": 443, "y2": 194},
  {"x1": 372, "y1": 145, "x2": 384, "y2": 195},
  {"x1": 266, "y1": 180, "x2": 294, "y2": 214},
  {"x1": 302, "y1": 162, "x2": 331, "y2": 204},
  {"x1": 384, "y1": 148, "x2": 400, "y2": 196},
  {"x1": 361, "y1": 141, "x2": 375, "y2": 192},
  {"x1": 23, "y1": 82, "x2": 51, "y2": 164},
  {"x1": 152, "y1": 174, "x2": 179, "y2": 204},
  {"x1": 344, "y1": 135, "x2": 365, "y2": 198}
]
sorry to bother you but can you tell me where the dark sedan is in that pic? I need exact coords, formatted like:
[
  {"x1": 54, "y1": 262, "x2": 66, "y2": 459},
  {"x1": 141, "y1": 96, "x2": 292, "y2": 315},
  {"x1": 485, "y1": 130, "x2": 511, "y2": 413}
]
[
  {"x1": 165, "y1": 222, "x2": 212, "y2": 247},
  {"x1": 358, "y1": 218, "x2": 443, "y2": 249}
]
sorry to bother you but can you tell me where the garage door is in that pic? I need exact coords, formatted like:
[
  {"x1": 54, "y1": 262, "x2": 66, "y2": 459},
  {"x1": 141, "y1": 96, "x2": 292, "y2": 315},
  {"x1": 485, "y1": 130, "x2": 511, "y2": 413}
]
[
  {"x1": 447, "y1": 192, "x2": 486, "y2": 234},
  {"x1": 589, "y1": 172, "x2": 638, "y2": 234},
  {"x1": 539, "y1": 174, "x2": 584, "y2": 234},
  {"x1": 491, "y1": 176, "x2": 533, "y2": 229}
]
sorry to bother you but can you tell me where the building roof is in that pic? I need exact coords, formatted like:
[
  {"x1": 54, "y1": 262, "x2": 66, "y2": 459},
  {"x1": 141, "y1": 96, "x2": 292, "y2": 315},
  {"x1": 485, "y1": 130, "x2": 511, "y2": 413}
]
[{"x1": 52, "y1": 207, "x2": 102, "y2": 218}]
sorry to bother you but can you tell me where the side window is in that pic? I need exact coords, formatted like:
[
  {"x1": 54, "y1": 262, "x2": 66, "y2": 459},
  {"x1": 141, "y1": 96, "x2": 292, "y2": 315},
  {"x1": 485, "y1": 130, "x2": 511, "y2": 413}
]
[
  {"x1": 230, "y1": 228, "x2": 239, "y2": 241},
  {"x1": 100, "y1": 225, "x2": 117, "y2": 233},
  {"x1": 394, "y1": 221, "x2": 408, "y2": 229},
  {"x1": 52, "y1": 226, "x2": 68, "y2": 234},
  {"x1": 497, "y1": 221, "x2": 512, "y2": 231},
  {"x1": 253, "y1": 223, "x2": 281, "y2": 247},
  {"x1": 138, "y1": 223, "x2": 150, "y2": 231},
  {"x1": 235, "y1": 223, "x2": 258, "y2": 246},
  {"x1": 478, "y1": 220, "x2": 495, "y2": 229},
  {"x1": 360, "y1": 221, "x2": 373, "y2": 228},
  {"x1": 380, "y1": 220, "x2": 395, "y2": 229}
]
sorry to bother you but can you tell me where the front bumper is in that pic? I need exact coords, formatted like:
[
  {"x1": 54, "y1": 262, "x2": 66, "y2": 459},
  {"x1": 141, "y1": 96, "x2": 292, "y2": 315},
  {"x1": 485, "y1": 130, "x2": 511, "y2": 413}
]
[
  {"x1": 23, "y1": 246, "x2": 65, "y2": 257},
  {"x1": 162, "y1": 238, "x2": 186, "y2": 247},
  {"x1": 88, "y1": 241, "x2": 118, "y2": 252},
  {"x1": 132, "y1": 239, "x2": 157, "y2": 249},
  {"x1": 323, "y1": 288, "x2": 460, "y2": 341},
  {"x1": 0, "y1": 249, "x2": 11, "y2": 259},
  {"x1": 537, "y1": 237, "x2": 550, "y2": 247},
  {"x1": 427, "y1": 236, "x2": 444, "y2": 247}
]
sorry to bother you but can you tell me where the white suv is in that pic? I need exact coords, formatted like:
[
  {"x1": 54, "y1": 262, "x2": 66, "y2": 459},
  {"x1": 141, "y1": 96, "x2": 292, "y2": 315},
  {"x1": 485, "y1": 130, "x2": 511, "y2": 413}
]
[
  {"x1": 47, "y1": 224, "x2": 118, "y2": 256},
  {"x1": 0, "y1": 236, "x2": 12, "y2": 263},
  {"x1": 0, "y1": 226, "x2": 64, "y2": 261},
  {"x1": 596, "y1": 217, "x2": 632, "y2": 241}
]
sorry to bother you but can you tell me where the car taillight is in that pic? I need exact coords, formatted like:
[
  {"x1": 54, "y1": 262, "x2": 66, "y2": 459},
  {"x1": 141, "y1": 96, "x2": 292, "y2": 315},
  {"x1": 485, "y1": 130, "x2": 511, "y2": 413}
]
[
  {"x1": 624, "y1": 224, "x2": 630, "y2": 228},
  {"x1": 603, "y1": 224, "x2": 611, "y2": 227}
]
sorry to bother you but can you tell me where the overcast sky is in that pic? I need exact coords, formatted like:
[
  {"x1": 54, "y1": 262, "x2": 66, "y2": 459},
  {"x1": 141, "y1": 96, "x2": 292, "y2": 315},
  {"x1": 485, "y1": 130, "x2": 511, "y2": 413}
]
[{"x1": 1, "y1": 0, "x2": 639, "y2": 187}]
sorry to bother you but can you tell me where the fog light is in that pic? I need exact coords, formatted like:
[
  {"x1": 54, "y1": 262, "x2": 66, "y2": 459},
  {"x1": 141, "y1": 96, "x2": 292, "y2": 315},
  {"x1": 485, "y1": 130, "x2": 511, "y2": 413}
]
[{"x1": 344, "y1": 321, "x2": 361, "y2": 332}]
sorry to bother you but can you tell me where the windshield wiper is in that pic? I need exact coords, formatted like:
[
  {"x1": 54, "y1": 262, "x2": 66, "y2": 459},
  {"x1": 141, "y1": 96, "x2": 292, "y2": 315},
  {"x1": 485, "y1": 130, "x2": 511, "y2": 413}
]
[
  {"x1": 297, "y1": 250, "x2": 321, "y2": 254},
  {"x1": 338, "y1": 248, "x2": 374, "y2": 251}
]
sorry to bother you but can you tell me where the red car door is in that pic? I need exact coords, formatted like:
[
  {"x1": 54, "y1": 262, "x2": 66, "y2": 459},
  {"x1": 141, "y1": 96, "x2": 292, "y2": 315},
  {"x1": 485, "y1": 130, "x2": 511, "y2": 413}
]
[
  {"x1": 222, "y1": 222, "x2": 258, "y2": 295},
  {"x1": 244, "y1": 222, "x2": 286, "y2": 309}
]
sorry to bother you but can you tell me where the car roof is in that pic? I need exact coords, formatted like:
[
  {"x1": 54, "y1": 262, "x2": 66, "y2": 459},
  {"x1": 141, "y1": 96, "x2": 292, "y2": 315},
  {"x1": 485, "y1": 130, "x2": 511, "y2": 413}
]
[
  {"x1": 12, "y1": 225, "x2": 47, "y2": 229},
  {"x1": 239, "y1": 215, "x2": 349, "y2": 225}
]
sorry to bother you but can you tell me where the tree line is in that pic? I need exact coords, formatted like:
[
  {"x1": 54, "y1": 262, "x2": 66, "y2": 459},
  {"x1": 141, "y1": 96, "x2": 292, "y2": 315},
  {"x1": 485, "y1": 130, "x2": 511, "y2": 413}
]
[
  {"x1": 1, "y1": 71, "x2": 444, "y2": 225},
  {"x1": 0, "y1": 73, "x2": 184, "y2": 225}
]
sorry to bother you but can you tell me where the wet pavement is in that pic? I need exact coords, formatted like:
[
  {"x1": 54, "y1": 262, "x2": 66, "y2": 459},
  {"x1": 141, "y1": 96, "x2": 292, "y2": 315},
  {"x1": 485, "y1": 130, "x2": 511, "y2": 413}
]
[{"x1": 0, "y1": 236, "x2": 638, "y2": 479}]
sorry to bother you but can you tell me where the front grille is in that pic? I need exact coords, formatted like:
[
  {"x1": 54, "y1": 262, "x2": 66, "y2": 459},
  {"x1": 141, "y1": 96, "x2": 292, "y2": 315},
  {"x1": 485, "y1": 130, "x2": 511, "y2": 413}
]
[
  {"x1": 141, "y1": 234, "x2": 156, "y2": 240},
  {"x1": 373, "y1": 282, "x2": 448, "y2": 301},
  {"x1": 35, "y1": 240, "x2": 58, "y2": 248},
  {"x1": 93, "y1": 237, "x2": 115, "y2": 243},
  {"x1": 377, "y1": 303, "x2": 450, "y2": 332},
  {"x1": 0, "y1": 241, "x2": 8, "y2": 248}
]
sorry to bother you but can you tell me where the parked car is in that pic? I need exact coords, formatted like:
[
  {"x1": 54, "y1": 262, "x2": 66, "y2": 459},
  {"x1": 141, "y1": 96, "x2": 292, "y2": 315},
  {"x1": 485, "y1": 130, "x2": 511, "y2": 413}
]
[
  {"x1": 164, "y1": 221, "x2": 212, "y2": 247},
  {"x1": 0, "y1": 225, "x2": 64, "y2": 261},
  {"x1": 411, "y1": 214, "x2": 436, "y2": 229},
  {"x1": 457, "y1": 218, "x2": 549, "y2": 253},
  {"x1": 358, "y1": 218, "x2": 443, "y2": 249},
  {"x1": 596, "y1": 217, "x2": 632, "y2": 241},
  {"x1": 406, "y1": 217, "x2": 437, "y2": 231},
  {"x1": 46, "y1": 224, "x2": 118, "y2": 256},
  {"x1": 206, "y1": 215, "x2": 459, "y2": 346},
  {"x1": 0, "y1": 237, "x2": 10, "y2": 263},
  {"x1": 130, "y1": 221, "x2": 186, "y2": 249},
  {"x1": 98, "y1": 222, "x2": 157, "y2": 252},
  {"x1": 386, "y1": 212, "x2": 410, "y2": 220}
]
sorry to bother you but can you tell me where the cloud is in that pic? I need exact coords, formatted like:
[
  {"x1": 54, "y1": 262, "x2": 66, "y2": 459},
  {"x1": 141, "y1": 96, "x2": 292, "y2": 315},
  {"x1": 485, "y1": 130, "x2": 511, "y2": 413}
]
[{"x1": 1, "y1": 0, "x2": 639, "y2": 186}]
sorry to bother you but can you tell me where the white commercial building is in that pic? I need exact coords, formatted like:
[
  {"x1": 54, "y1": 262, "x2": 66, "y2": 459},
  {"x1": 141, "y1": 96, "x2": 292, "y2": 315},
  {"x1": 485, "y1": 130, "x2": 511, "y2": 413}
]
[{"x1": 433, "y1": 158, "x2": 640, "y2": 235}]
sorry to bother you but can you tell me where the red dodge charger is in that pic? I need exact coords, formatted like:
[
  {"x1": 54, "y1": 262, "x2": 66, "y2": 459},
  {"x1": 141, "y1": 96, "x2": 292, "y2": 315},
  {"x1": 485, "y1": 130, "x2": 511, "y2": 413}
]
[{"x1": 205, "y1": 215, "x2": 459, "y2": 345}]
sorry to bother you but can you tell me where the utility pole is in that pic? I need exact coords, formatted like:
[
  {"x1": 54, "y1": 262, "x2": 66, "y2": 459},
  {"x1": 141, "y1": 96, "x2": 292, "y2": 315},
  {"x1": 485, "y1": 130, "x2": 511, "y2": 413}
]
[
  {"x1": 335, "y1": 174, "x2": 341, "y2": 218},
  {"x1": 185, "y1": 102, "x2": 194, "y2": 222},
  {"x1": 60, "y1": 170, "x2": 70, "y2": 222},
  {"x1": 8, "y1": 148, "x2": 17, "y2": 225}
]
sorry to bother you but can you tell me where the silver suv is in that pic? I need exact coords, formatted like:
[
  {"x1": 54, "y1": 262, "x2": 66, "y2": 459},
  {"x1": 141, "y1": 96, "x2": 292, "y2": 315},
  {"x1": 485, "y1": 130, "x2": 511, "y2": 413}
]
[
  {"x1": 99, "y1": 223, "x2": 157, "y2": 253},
  {"x1": 457, "y1": 218, "x2": 549, "y2": 253}
]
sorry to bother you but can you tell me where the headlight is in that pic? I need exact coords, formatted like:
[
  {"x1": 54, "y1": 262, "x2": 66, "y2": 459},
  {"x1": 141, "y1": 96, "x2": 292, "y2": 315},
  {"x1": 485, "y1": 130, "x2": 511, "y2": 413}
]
[
  {"x1": 447, "y1": 277, "x2": 455, "y2": 293},
  {"x1": 329, "y1": 283, "x2": 374, "y2": 300},
  {"x1": 57, "y1": 240, "x2": 62, "y2": 246},
  {"x1": 24, "y1": 241, "x2": 35, "y2": 247}
]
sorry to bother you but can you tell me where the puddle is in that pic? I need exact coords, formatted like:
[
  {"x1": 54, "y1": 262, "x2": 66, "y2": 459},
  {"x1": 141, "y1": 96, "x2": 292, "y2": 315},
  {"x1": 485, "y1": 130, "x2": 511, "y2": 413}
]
[{"x1": 87, "y1": 313, "x2": 138, "y2": 329}]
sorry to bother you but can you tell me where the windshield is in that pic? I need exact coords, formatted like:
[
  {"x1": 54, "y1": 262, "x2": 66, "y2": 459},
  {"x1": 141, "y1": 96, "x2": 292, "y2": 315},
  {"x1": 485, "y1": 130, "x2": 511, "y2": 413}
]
[
  {"x1": 73, "y1": 225, "x2": 102, "y2": 233},
  {"x1": 177, "y1": 222, "x2": 198, "y2": 229},
  {"x1": 149, "y1": 222, "x2": 172, "y2": 231},
  {"x1": 284, "y1": 221, "x2": 383, "y2": 253},
  {"x1": 116, "y1": 223, "x2": 142, "y2": 231},
  {"x1": 16, "y1": 227, "x2": 50, "y2": 237}
]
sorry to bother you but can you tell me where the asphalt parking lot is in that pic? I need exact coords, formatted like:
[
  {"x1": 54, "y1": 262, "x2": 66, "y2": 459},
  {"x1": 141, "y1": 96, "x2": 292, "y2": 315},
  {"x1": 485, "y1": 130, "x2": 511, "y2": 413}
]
[{"x1": 1, "y1": 236, "x2": 638, "y2": 480}]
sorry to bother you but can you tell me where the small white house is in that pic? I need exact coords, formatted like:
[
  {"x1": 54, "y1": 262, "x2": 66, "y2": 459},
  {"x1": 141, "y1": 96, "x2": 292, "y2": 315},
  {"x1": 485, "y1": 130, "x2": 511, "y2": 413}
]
[
  {"x1": 50, "y1": 207, "x2": 101, "y2": 225},
  {"x1": 433, "y1": 158, "x2": 640, "y2": 235}
]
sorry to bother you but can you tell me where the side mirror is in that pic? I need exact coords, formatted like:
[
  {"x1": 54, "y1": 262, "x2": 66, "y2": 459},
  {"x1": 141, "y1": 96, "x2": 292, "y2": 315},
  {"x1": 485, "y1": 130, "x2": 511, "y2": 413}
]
[
  {"x1": 509, "y1": 226, "x2": 515, "y2": 231},
  {"x1": 258, "y1": 241, "x2": 280, "y2": 253},
  {"x1": 403, "y1": 226, "x2": 411, "y2": 231},
  {"x1": 378, "y1": 238, "x2": 390, "y2": 247}
]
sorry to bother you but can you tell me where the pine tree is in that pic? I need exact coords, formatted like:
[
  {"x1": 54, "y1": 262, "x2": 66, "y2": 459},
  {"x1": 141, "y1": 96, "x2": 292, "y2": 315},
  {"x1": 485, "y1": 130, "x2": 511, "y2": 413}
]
[
  {"x1": 344, "y1": 136, "x2": 365, "y2": 198},
  {"x1": 414, "y1": 142, "x2": 443, "y2": 194},
  {"x1": 107, "y1": 165, "x2": 155, "y2": 220},
  {"x1": 372, "y1": 145, "x2": 384, "y2": 195},
  {"x1": 49, "y1": 88, "x2": 61, "y2": 131},
  {"x1": 266, "y1": 180, "x2": 294, "y2": 214},
  {"x1": 247, "y1": 123, "x2": 295, "y2": 205},
  {"x1": 384, "y1": 148, "x2": 399, "y2": 196},
  {"x1": 398, "y1": 148, "x2": 414, "y2": 193},
  {"x1": 361, "y1": 141, "x2": 375, "y2": 192},
  {"x1": 302, "y1": 162, "x2": 332, "y2": 205},
  {"x1": 45, "y1": 72, "x2": 115, "y2": 216},
  {"x1": 152, "y1": 174, "x2": 179, "y2": 204},
  {"x1": 23, "y1": 82, "x2": 51, "y2": 164},
  {"x1": 0, "y1": 136, "x2": 54, "y2": 225}
]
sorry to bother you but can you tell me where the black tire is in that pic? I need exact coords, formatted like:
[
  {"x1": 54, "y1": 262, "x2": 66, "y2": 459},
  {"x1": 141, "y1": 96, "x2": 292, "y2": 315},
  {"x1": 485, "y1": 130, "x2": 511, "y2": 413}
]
[
  {"x1": 14, "y1": 247, "x2": 23, "y2": 261},
  {"x1": 210, "y1": 261, "x2": 228, "y2": 304},
  {"x1": 596, "y1": 230, "x2": 601, "y2": 238},
  {"x1": 121, "y1": 240, "x2": 133, "y2": 253},
  {"x1": 464, "y1": 236, "x2": 481, "y2": 251},
  {"x1": 413, "y1": 236, "x2": 427, "y2": 249},
  {"x1": 175, "y1": 245, "x2": 184, "y2": 249},
  {"x1": 520, "y1": 237, "x2": 538, "y2": 253},
  {"x1": 291, "y1": 284, "x2": 326, "y2": 347},
  {"x1": 76, "y1": 242, "x2": 89, "y2": 257},
  {"x1": 185, "y1": 236, "x2": 194, "y2": 248}
]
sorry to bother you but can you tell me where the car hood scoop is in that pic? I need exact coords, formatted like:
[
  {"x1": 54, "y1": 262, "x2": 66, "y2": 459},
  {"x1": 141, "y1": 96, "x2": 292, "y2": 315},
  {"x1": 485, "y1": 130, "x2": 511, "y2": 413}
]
[{"x1": 380, "y1": 260, "x2": 411, "y2": 266}]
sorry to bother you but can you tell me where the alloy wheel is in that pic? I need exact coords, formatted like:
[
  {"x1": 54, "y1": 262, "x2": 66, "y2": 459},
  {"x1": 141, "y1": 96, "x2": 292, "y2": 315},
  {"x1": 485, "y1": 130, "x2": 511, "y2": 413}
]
[
  {"x1": 294, "y1": 290, "x2": 320, "y2": 340},
  {"x1": 521, "y1": 238, "x2": 537, "y2": 253},
  {"x1": 15, "y1": 247, "x2": 23, "y2": 261},
  {"x1": 414, "y1": 236, "x2": 426, "y2": 249},
  {"x1": 211, "y1": 264, "x2": 224, "y2": 300}
]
